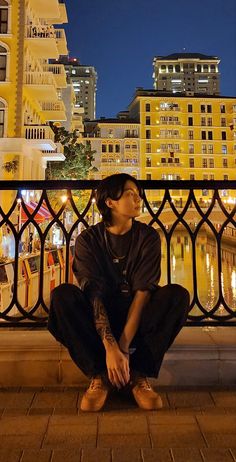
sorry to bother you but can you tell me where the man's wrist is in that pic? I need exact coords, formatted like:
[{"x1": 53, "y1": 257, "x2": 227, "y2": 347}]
[{"x1": 103, "y1": 338, "x2": 118, "y2": 352}]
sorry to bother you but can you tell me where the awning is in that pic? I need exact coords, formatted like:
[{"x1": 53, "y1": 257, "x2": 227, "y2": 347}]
[{"x1": 21, "y1": 201, "x2": 51, "y2": 223}]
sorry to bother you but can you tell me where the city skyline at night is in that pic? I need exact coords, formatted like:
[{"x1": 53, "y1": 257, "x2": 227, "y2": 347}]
[{"x1": 64, "y1": 0, "x2": 236, "y2": 118}]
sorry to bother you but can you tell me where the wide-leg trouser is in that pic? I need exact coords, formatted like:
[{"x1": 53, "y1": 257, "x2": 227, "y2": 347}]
[{"x1": 48, "y1": 283, "x2": 190, "y2": 378}]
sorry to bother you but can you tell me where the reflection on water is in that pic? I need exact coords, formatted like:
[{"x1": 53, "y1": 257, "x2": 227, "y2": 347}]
[{"x1": 159, "y1": 229, "x2": 236, "y2": 316}]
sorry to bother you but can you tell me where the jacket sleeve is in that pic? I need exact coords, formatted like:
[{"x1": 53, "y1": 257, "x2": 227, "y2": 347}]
[
  {"x1": 72, "y1": 233, "x2": 108, "y2": 306},
  {"x1": 131, "y1": 229, "x2": 161, "y2": 293}
]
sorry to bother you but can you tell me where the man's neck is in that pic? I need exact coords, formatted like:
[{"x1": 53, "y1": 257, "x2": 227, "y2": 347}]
[{"x1": 106, "y1": 218, "x2": 133, "y2": 235}]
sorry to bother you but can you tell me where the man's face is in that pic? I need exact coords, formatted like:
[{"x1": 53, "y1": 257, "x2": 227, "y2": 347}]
[{"x1": 107, "y1": 180, "x2": 142, "y2": 219}]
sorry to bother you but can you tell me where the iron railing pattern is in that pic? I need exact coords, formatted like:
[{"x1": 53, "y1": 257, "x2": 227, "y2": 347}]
[{"x1": 0, "y1": 180, "x2": 235, "y2": 327}]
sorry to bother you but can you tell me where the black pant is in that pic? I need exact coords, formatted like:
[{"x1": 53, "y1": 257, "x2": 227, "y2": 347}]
[{"x1": 48, "y1": 283, "x2": 190, "y2": 378}]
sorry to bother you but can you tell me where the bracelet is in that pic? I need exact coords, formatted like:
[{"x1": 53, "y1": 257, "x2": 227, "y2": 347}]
[{"x1": 120, "y1": 348, "x2": 129, "y2": 356}]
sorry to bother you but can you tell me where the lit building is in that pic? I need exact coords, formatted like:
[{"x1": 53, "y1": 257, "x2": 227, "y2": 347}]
[
  {"x1": 128, "y1": 89, "x2": 236, "y2": 203},
  {"x1": 56, "y1": 57, "x2": 97, "y2": 121},
  {"x1": 153, "y1": 53, "x2": 220, "y2": 96},
  {"x1": 0, "y1": 0, "x2": 68, "y2": 184},
  {"x1": 84, "y1": 117, "x2": 140, "y2": 179},
  {"x1": 85, "y1": 89, "x2": 236, "y2": 206}
]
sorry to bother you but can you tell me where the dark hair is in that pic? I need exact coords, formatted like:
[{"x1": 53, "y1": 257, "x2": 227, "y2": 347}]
[{"x1": 95, "y1": 173, "x2": 143, "y2": 226}]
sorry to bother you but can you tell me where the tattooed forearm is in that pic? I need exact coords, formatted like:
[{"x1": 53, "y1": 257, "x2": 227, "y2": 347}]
[{"x1": 93, "y1": 297, "x2": 116, "y2": 346}]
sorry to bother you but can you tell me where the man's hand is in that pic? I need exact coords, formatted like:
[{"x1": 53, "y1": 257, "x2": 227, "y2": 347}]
[{"x1": 106, "y1": 345, "x2": 130, "y2": 389}]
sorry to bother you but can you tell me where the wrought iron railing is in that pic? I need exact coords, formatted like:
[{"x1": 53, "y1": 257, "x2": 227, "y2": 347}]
[{"x1": 0, "y1": 180, "x2": 235, "y2": 327}]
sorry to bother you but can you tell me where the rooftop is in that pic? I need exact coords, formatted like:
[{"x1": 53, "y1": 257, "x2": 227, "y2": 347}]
[{"x1": 154, "y1": 53, "x2": 219, "y2": 60}]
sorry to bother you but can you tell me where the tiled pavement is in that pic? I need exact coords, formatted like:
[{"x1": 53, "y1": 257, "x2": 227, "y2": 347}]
[{"x1": 0, "y1": 386, "x2": 236, "y2": 462}]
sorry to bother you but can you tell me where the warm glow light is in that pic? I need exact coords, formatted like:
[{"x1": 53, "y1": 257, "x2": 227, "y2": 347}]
[{"x1": 61, "y1": 195, "x2": 67, "y2": 203}]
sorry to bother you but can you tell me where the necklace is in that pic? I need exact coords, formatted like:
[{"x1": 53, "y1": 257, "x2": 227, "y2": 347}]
[{"x1": 104, "y1": 226, "x2": 133, "y2": 264}]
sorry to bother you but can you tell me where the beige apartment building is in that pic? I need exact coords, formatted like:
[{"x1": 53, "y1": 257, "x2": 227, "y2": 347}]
[
  {"x1": 0, "y1": 0, "x2": 69, "y2": 183},
  {"x1": 153, "y1": 53, "x2": 220, "y2": 96},
  {"x1": 84, "y1": 117, "x2": 140, "y2": 179}
]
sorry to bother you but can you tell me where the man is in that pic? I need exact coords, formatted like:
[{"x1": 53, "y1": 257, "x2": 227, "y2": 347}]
[{"x1": 48, "y1": 173, "x2": 190, "y2": 411}]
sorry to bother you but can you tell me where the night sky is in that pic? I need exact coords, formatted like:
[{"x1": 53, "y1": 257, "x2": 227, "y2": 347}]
[{"x1": 63, "y1": 0, "x2": 236, "y2": 118}]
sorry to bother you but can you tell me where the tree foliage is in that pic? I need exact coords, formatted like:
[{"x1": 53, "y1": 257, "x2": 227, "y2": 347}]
[{"x1": 45, "y1": 125, "x2": 97, "y2": 180}]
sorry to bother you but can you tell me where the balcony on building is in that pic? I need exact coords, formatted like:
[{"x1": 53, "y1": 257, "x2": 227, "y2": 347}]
[
  {"x1": 39, "y1": 101, "x2": 66, "y2": 121},
  {"x1": 41, "y1": 142, "x2": 65, "y2": 161},
  {"x1": 25, "y1": 24, "x2": 59, "y2": 59},
  {"x1": 24, "y1": 72, "x2": 58, "y2": 100},
  {"x1": 24, "y1": 125, "x2": 56, "y2": 150},
  {"x1": 28, "y1": 0, "x2": 63, "y2": 20},
  {"x1": 42, "y1": 64, "x2": 67, "y2": 88},
  {"x1": 54, "y1": 28, "x2": 68, "y2": 55},
  {"x1": 46, "y1": 2, "x2": 68, "y2": 24}
]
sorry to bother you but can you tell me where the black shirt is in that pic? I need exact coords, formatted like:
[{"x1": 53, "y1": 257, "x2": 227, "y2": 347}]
[{"x1": 72, "y1": 220, "x2": 161, "y2": 306}]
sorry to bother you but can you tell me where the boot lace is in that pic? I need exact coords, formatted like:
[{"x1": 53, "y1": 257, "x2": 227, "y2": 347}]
[
  {"x1": 89, "y1": 377, "x2": 103, "y2": 391},
  {"x1": 136, "y1": 377, "x2": 152, "y2": 391}
]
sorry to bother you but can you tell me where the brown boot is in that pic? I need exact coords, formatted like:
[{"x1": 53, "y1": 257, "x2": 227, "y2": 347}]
[
  {"x1": 80, "y1": 375, "x2": 109, "y2": 412},
  {"x1": 131, "y1": 376, "x2": 163, "y2": 410}
]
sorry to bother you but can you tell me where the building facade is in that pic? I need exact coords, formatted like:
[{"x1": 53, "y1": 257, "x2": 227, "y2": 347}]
[
  {"x1": 85, "y1": 89, "x2": 236, "y2": 206},
  {"x1": 57, "y1": 57, "x2": 97, "y2": 121},
  {"x1": 153, "y1": 53, "x2": 220, "y2": 96},
  {"x1": 0, "y1": 0, "x2": 68, "y2": 184},
  {"x1": 84, "y1": 118, "x2": 140, "y2": 179}
]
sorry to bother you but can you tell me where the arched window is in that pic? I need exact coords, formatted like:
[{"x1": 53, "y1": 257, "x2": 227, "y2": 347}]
[
  {"x1": 0, "y1": 0, "x2": 8, "y2": 34},
  {"x1": 0, "y1": 44, "x2": 7, "y2": 80},
  {"x1": 0, "y1": 100, "x2": 6, "y2": 137}
]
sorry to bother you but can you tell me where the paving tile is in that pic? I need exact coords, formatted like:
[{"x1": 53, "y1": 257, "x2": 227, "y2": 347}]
[
  {"x1": 0, "y1": 435, "x2": 44, "y2": 449},
  {"x1": 0, "y1": 415, "x2": 49, "y2": 449},
  {"x1": 98, "y1": 415, "x2": 148, "y2": 434},
  {"x1": 0, "y1": 392, "x2": 34, "y2": 408},
  {"x1": 149, "y1": 416, "x2": 206, "y2": 448},
  {"x1": 200, "y1": 448, "x2": 235, "y2": 461},
  {"x1": 175, "y1": 407, "x2": 203, "y2": 415},
  {"x1": 148, "y1": 414, "x2": 196, "y2": 425},
  {"x1": 0, "y1": 450, "x2": 22, "y2": 462},
  {"x1": 112, "y1": 448, "x2": 142, "y2": 461},
  {"x1": 2, "y1": 408, "x2": 29, "y2": 416},
  {"x1": 142, "y1": 448, "x2": 172, "y2": 461},
  {"x1": 51, "y1": 449, "x2": 81, "y2": 461},
  {"x1": 32, "y1": 391, "x2": 78, "y2": 408},
  {"x1": 97, "y1": 433, "x2": 151, "y2": 448},
  {"x1": 197, "y1": 414, "x2": 236, "y2": 433},
  {"x1": 201, "y1": 408, "x2": 227, "y2": 415},
  {"x1": 81, "y1": 448, "x2": 111, "y2": 462},
  {"x1": 167, "y1": 391, "x2": 215, "y2": 408},
  {"x1": 20, "y1": 449, "x2": 52, "y2": 462},
  {"x1": 171, "y1": 448, "x2": 203, "y2": 462},
  {"x1": 28, "y1": 408, "x2": 54, "y2": 416},
  {"x1": 211, "y1": 391, "x2": 236, "y2": 408},
  {"x1": 197, "y1": 415, "x2": 236, "y2": 448},
  {"x1": 43, "y1": 415, "x2": 97, "y2": 448},
  {"x1": 53, "y1": 407, "x2": 78, "y2": 415}
]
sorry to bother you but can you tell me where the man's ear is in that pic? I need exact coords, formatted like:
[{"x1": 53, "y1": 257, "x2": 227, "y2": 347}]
[{"x1": 105, "y1": 198, "x2": 114, "y2": 209}]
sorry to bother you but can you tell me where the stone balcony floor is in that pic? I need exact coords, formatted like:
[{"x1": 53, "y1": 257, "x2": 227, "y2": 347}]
[
  {"x1": 0, "y1": 385, "x2": 236, "y2": 461},
  {"x1": 0, "y1": 327, "x2": 236, "y2": 461}
]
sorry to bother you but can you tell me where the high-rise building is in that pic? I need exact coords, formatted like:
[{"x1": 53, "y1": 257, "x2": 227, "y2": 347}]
[
  {"x1": 57, "y1": 57, "x2": 97, "y2": 121},
  {"x1": 0, "y1": 0, "x2": 68, "y2": 183},
  {"x1": 153, "y1": 53, "x2": 220, "y2": 96}
]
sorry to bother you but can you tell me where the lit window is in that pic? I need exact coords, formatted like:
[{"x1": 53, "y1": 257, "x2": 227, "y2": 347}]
[{"x1": 72, "y1": 70, "x2": 76, "y2": 75}]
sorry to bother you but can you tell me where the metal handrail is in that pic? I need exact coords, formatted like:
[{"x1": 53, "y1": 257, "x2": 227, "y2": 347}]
[{"x1": 0, "y1": 180, "x2": 235, "y2": 327}]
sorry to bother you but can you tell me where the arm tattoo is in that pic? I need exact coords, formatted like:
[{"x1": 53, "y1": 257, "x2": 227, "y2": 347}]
[{"x1": 93, "y1": 297, "x2": 115, "y2": 346}]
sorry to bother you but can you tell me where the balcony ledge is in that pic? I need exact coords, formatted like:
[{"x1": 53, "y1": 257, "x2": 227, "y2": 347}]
[{"x1": 0, "y1": 327, "x2": 235, "y2": 387}]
